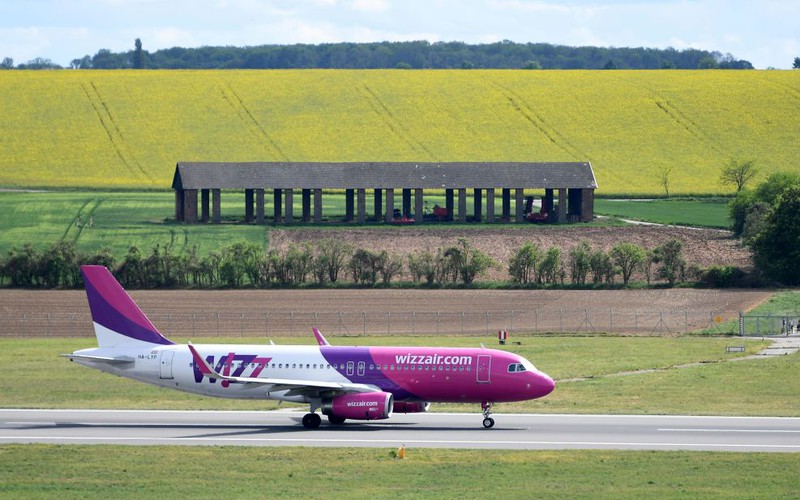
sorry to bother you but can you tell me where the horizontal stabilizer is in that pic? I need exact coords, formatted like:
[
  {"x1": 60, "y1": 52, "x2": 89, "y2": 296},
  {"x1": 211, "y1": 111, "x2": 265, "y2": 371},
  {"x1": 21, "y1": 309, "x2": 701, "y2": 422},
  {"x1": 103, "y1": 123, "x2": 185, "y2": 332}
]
[{"x1": 61, "y1": 353, "x2": 134, "y2": 365}]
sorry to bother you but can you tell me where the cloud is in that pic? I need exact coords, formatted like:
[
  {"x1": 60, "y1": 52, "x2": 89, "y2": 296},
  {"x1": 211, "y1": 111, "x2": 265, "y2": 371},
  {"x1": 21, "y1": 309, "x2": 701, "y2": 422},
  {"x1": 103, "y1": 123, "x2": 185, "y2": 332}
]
[{"x1": 347, "y1": 0, "x2": 390, "y2": 12}]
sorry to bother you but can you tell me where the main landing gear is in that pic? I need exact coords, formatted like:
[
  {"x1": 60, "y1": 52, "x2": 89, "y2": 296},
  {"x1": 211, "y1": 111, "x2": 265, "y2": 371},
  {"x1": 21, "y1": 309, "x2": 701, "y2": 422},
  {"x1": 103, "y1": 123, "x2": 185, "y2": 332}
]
[
  {"x1": 302, "y1": 413, "x2": 321, "y2": 429},
  {"x1": 301, "y1": 411, "x2": 347, "y2": 428},
  {"x1": 481, "y1": 401, "x2": 495, "y2": 429}
]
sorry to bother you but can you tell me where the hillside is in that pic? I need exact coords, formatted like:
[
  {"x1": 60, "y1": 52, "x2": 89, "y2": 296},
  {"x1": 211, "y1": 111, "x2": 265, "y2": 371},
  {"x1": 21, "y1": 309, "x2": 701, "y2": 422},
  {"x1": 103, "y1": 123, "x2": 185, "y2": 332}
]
[{"x1": 2, "y1": 70, "x2": 798, "y2": 194}]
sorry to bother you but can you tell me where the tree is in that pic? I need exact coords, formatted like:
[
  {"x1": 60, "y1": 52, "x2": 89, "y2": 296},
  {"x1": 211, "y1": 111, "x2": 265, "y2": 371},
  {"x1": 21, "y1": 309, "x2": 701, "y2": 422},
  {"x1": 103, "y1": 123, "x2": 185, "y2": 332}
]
[
  {"x1": 719, "y1": 159, "x2": 758, "y2": 193},
  {"x1": 653, "y1": 239, "x2": 685, "y2": 285},
  {"x1": 442, "y1": 238, "x2": 494, "y2": 285},
  {"x1": 589, "y1": 249, "x2": 615, "y2": 284},
  {"x1": 315, "y1": 238, "x2": 351, "y2": 283},
  {"x1": 751, "y1": 186, "x2": 800, "y2": 285},
  {"x1": 537, "y1": 247, "x2": 562, "y2": 285},
  {"x1": 508, "y1": 242, "x2": 541, "y2": 284},
  {"x1": 522, "y1": 60, "x2": 541, "y2": 70},
  {"x1": 728, "y1": 172, "x2": 800, "y2": 236},
  {"x1": 568, "y1": 241, "x2": 592, "y2": 285},
  {"x1": 0, "y1": 57, "x2": 13, "y2": 69},
  {"x1": 659, "y1": 166, "x2": 673, "y2": 197},
  {"x1": 610, "y1": 242, "x2": 645, "y2": 285},
  {"x1": 794, "y1": 57, "x2": 800, "y2": 69},
  {"x1": 133, "y1": 38, "x2": 144, "y2": 69}
]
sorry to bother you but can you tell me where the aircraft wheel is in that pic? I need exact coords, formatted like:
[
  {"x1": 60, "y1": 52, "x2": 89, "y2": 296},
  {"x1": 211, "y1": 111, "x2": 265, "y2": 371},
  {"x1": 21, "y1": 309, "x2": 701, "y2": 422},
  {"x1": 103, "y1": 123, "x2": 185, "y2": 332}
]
[
  {"x1": 327, "y1": 414, "x2": 346, "y2": 425},
  {"x1": 482, "y1": 417, "x2": 495, "y2": 429},
  {"x1": 302, "y1": 413, "x2": 322, "y2": 429}
]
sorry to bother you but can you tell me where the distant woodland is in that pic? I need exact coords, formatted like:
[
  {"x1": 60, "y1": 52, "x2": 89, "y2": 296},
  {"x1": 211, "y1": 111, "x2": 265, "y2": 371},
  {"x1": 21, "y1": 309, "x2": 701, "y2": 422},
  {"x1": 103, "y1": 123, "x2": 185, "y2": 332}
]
[{"x1": 3, "y1": 40, "x2": 754, "y2": 70}]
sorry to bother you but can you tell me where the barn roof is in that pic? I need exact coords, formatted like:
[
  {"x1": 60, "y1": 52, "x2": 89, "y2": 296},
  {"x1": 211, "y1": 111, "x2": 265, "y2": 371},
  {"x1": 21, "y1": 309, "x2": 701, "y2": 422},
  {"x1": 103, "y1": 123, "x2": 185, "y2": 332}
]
[{"x1": 172, "y1": 162, "x2": 597, "y2": 191}]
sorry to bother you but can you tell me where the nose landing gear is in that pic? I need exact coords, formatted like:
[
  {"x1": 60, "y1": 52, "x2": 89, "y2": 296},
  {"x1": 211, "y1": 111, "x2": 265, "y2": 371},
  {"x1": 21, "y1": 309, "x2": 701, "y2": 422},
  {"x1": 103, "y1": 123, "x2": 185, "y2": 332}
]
[{"x1": 481, "y1": 401, "x2": 495, "y2": 428}]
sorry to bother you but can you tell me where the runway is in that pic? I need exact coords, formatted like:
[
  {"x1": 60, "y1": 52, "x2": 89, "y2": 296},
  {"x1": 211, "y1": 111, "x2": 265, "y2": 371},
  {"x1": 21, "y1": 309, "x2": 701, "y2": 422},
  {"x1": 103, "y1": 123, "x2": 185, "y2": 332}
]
[{"x1": 2, "y1": 409, "x2": 799, "y2": 452}]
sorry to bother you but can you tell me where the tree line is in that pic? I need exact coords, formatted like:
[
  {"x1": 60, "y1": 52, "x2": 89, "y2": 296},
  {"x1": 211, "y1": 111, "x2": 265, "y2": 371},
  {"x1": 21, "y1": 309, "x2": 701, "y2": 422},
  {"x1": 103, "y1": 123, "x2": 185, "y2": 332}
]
[
  {"x1": 0, "y1": 236, "x2": 743, "y2": 290},
  {"x1": 725, "y1": 166, "x2": 800, "y2": 286},
  {"x1": 2, "y1": 40, "x2": 754, "y2": 70}
]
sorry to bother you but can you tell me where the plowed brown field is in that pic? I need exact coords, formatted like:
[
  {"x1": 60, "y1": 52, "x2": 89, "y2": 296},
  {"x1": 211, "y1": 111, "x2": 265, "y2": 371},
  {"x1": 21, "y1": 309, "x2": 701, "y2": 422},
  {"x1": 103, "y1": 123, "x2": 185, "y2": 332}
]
[
  {"x1": 0, "y1": 288, "x2": 770, "y2": 339},
  {"x1": 0, "y1": 225, "x2": 765, "y2": 338}
]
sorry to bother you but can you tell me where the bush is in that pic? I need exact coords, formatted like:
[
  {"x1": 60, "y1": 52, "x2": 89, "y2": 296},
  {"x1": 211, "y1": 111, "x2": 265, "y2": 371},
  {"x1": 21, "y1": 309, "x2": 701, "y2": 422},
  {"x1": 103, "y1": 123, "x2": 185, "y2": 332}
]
[
  {"x1": 700, "y1": 265, "x2": 745, "y2": 288},
  {"x1": 508, "y1": 242, "x2": 541, "y2": 284}
]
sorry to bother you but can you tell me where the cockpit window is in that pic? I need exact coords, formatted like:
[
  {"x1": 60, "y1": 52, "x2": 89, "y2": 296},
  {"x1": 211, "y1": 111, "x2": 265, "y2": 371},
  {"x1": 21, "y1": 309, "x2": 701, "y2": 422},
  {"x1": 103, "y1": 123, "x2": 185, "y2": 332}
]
[{"x1": 507, "y1": 363, "x2": 527, "y2": 373}]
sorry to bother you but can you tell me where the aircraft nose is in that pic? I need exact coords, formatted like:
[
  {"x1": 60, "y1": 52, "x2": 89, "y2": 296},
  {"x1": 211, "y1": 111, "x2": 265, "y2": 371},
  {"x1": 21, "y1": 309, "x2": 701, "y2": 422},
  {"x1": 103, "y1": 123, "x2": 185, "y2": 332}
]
[
  {"x1": 531, "y1": 372, "x2": 555, "y2": 398},
  {"x1": 540, "y1": 373, "x2": 555, "y2": 396}
]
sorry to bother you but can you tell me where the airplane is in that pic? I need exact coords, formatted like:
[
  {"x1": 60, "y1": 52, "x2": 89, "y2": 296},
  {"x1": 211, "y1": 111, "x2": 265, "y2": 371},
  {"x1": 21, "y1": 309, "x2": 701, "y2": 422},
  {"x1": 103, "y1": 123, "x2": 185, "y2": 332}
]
[{"x1": 64, "y1": 265, "x2": 555, "y2": 429}]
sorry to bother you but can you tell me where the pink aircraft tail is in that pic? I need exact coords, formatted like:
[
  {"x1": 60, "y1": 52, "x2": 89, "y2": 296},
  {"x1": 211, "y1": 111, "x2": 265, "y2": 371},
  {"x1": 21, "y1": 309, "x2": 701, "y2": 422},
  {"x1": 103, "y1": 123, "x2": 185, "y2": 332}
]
[{"x1": 81, "y1": 265, "x2": 173, "y2": 347}]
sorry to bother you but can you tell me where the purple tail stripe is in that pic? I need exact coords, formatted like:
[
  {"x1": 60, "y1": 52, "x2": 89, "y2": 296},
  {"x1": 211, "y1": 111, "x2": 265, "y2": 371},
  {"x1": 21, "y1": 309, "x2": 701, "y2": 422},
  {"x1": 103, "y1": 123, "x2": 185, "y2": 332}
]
[{"x1": 82, "y1": 265, "x2": 173, "y2": 345}]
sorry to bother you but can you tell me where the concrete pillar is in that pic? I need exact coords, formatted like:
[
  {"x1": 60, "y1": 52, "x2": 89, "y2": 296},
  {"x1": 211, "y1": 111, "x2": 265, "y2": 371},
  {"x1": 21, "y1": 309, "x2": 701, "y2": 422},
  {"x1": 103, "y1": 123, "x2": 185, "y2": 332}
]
[
  {"x1": 374, "y1": 189, "x2": 382, "y2": 222},
  {"x1": 357, "y1": 189, "x2": 366, "y2": 224},
  {"x1": 473, "y1": 188, "x2": 482, "y2": 222},
  {"x1": 502, "y1": 188, "x2": 511, "y2": 221},
  {"x1": 212, "y1": 189, "x2": 221, "y2": 224},
  {"x1": 201, "y1": 189, "x2": 210, "y2": 223},
  {"x1": 458, "y1": 188, "x2": 467, "y2": 223},
  {"x1": 385, "y1": 188, "x2": 394, "y2": 223},
  {"x1": 302, "y1": 189, "x2": 311, "y2": 223},
  {"x1": 486, "y1": 188, "x2": 495, "y2": 223},
  {"x1": 414, "y1": 188, "x2": 424, "y2": 223},
  {"x1": 402, "y1": 189, "x2": 412, "y2": 217},
  {"x1": 314, "y1": 189, "x2": 323, "y2": 223},
  {"x1": 514, "y1": 188, "x2": 525, "y2": 223},
  {"x1": 345, "y1": 189, "x2": 354, "y2": 222},
  {"x1": 581, "y1": 189, "x2": 594, "y2": 222},
  {"x1": 255, "y1": 189, "x2": 265, "y2": 224},
  {"x1": 175, "y1": 190, "x2": 185, "y2": 222},
  {"x1": 445, "y1": 189, "x2": 454, "y2": 222},
  {"x1": 273, "y1": 189, "x2": 282, "y2": 224},
  {"x1": 284, "y1": 188, "x2": 293, "y2": 225},
  {"x1": 558, "y1": 188, "x2": 567, "y2": 223},
  {"x1": 244, "y1": 189, "x2": 254, "y2": 223},
  {"x1": 183, "y1": 189, "x2": 198, "y2": 224}
]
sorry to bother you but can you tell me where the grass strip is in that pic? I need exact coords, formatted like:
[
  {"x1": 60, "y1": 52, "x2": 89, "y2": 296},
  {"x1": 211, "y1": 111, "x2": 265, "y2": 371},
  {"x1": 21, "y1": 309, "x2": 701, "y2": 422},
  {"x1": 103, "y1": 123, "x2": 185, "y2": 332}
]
[{"x1": 0, "y1": 445, "x2": 796, "y2": 499}]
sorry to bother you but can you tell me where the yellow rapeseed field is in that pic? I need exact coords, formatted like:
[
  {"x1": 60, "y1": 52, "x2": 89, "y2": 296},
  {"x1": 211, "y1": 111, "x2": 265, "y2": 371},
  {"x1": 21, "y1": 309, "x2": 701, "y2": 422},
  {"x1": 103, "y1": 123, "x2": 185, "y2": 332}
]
[{"x1": 1, "y1": 70, "x2": 798, "y2": 194}]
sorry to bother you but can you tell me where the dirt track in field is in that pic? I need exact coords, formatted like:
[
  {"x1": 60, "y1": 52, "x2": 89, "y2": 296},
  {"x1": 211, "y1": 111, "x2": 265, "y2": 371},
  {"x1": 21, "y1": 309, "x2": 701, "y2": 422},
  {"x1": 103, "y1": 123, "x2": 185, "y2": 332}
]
[{"x1": 0, "y1": 288, "x2": 771, "y2": 338}]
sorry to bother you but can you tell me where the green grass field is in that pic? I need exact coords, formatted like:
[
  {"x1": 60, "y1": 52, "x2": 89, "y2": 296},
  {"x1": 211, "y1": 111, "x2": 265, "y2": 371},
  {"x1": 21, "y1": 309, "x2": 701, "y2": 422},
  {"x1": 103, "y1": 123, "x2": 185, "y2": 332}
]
[
  {"x1": 0, "y1": 190, "x2": 266, "y2": 257},
  {"x1": 0, "y1": 446, "x2": 796, "y2": 499},
  {"x1": 0, "y1": 190, "x2": 727, "y2": 262},
  {"x1": 5, "y1": 336, "x2": 795, "y2": 416},
  {"x1": 2, "y1": 70, "x2": 798, "y2": 195},
  {"x1": 593, "y1": 198, "x2": 730, "y2": 228}
]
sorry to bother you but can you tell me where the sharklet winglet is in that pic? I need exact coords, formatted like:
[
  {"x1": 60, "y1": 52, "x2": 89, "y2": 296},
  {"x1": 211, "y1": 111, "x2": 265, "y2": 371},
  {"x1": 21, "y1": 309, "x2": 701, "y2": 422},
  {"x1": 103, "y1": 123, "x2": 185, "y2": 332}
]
[{"x1": 312, "y1": 327, "x2": 330, "y2": 346}]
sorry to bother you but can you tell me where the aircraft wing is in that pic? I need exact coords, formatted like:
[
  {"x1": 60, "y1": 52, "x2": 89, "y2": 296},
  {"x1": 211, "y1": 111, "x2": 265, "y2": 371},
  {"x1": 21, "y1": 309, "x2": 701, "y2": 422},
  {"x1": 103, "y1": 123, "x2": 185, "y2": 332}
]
[
  {"x1": 187, "y1": 344, "x2": 375, "y2": 396},
  {"x1": 61, "y1": 353, "x2": 134, "y2": 365}
]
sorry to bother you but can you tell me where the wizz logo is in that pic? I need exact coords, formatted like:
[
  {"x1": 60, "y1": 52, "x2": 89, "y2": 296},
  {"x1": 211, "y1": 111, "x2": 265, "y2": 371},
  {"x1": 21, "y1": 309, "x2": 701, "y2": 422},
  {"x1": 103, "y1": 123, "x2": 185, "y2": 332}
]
[{"x1": 193, "y1": 353, "x2": 271, "y2": 387}]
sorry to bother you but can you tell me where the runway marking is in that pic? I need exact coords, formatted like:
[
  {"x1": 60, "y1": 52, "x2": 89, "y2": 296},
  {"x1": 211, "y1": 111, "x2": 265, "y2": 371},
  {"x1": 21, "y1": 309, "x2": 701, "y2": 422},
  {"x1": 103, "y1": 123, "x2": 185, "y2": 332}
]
[{"x1": 2, "y1": 436, "x2": 800, "y2": 450}]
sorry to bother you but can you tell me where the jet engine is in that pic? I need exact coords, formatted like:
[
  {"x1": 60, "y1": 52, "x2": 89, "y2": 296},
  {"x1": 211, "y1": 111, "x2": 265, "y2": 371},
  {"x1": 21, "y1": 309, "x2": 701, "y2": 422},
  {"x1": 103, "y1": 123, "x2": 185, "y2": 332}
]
[
  {"x1": 393, "y1": 401, "x2": 431, "y2": 413},
  {"x1": 322, "y1": 392, "x2": 394, "y2": 421}
]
